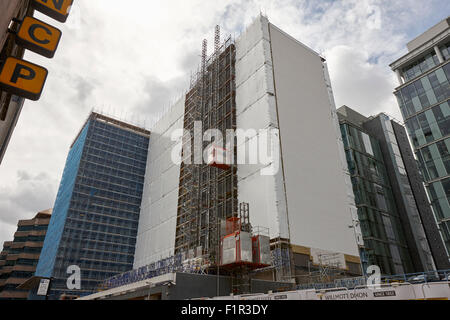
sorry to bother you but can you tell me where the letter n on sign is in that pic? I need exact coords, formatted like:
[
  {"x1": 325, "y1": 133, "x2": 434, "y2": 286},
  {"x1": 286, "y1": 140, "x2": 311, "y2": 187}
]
[
  {"x1": 0, "y1": 57, "x2": 48, "y2": 101},
  {"x1": 32, "y1": 0, "x2": 74, "y2": 23}
]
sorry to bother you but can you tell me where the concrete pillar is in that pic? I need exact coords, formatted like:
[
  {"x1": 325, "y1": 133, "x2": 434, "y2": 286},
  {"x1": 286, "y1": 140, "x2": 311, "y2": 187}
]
[
  {"x1": 395, "y1": 69, "x2": 404, "y2": 85},
  {"x1": 434, "y1": 45, "x2": 445, "y2": 64}
]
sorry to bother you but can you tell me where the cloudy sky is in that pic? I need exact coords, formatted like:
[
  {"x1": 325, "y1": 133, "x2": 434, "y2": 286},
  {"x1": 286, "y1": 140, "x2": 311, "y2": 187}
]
[{"x1": 0, "y1": 0, "x2": 449, "y2": 246}]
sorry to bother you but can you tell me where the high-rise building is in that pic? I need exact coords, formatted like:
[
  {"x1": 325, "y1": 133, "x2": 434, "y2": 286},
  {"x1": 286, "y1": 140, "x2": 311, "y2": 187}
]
[
  {"x1": 338, "y1": 106, "x2": 449, "y2": 274},
  {"x1": 33, "y1": 112, "x2": 150, "y2": 299},
  {"x1": 0, "y1": 209, "x2": 51, "y2": 300},
  {"x1": 390, "y1": 17, "x2": 450, "y2": 260},
  {"x1": 0, "y1": 0, "x2": 32, "y2": 165},
  {"x1": 132, "y1": 15, "x2": 363, "y2": 285}
]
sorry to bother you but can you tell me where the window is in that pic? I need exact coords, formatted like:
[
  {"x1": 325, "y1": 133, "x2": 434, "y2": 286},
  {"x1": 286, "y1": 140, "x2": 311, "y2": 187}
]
[
  {"x1": 402, "y1": 51, "x2": 439, "y2": 82},
  {"x1": 441, "y1": 42, "x2": 450, "y2": 61}
]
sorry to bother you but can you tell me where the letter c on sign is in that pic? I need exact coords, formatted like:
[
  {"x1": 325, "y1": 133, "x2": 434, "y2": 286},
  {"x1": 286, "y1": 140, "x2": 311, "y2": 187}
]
[
  {"x1": 16, "y1": 16, "x2": 62, "y2": 58},
  {"x1": 28, "y1": 24, "x2": 52, "y2": 45}
]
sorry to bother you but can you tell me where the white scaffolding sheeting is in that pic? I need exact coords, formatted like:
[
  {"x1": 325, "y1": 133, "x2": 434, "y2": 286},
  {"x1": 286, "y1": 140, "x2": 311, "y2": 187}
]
[
  {"x1": 267, "y1": 21, "x2": 360, "y2": 257},
  {"x1": 134, "y1": 98, "x2": 185, "y2": 269},
  {"x1": 235, "y1": 15, "x2": 289, "y2": 241},
  {"x1": 322, "y1": 61, "x2": 364, "y2": 248}
]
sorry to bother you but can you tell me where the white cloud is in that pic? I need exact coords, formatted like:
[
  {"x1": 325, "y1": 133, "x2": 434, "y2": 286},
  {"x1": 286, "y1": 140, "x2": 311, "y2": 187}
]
[
  {"x1": 0, "y1": 0, "x2": 448, "y2": 245},
  {"x1": 325, "y1": 45, "x2": 400, "y2": 118},
  {"x1": 0, "y1": 171, "x2": 56, "y2": 244}
]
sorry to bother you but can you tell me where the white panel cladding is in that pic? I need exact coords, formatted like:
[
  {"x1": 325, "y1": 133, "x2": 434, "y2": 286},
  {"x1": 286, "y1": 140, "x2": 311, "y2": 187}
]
[
  {"x1": 133, "y1": 98, "x2": 184, "y2": 269},
  {"x1": 235, "y1": 65, "x2": 275, "y2": 120},
  {"x1": 238, "y1": 169, "x2": 281, "y2": 239},
  {"x1": 268, "y1": 23, "x2": 360, "y2": 257},
  {"x1": 235, "y1": 15, "x2": 270, "y2": 62},
  {"x1": 323, "y1": 62, "x2": 364, "y2": 248},
  {"x1": 235, "y1": 39, "x2": 272, "y2": 87},
  {"x1": 235, "y1": 15, "x2": 289, "y2": 240},
  {"x1": 236, "y1": 136, "x2": 289, "y2": 241},
  {"x1": 236, "y1": 96, "x2": 277, "y2": 134}
]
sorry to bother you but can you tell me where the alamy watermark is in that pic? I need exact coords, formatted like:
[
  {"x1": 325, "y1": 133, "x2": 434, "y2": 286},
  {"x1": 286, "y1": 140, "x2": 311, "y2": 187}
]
[
  {"x1": 171, "y1": 121, "x2": 280, "y2": 176},
  {"x1": 66, "y1": 265, "x2": 81, "y2": 290},
  {"x1": 366, "y1": 265, "x2": 382, "y2": 289}
]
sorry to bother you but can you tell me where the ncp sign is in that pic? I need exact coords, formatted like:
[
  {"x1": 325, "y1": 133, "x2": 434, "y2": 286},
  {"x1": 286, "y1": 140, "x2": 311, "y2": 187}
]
[{"x1": 0, "y1": 0, "x2": 73, "y2": 101}]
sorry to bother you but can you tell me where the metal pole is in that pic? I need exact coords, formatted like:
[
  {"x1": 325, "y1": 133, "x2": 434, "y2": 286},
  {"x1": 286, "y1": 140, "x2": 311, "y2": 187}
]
[{"x1": 217, "y1": 216, "x2": 220, "y2": 297}]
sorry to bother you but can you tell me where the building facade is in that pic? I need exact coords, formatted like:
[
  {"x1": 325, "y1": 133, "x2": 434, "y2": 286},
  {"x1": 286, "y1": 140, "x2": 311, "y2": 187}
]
[
  {"x1": 338, "y1": 106, "x2": 449, "y2": 274},
  {"x1": 0, "y1": 0, "x2": 32, "y2": 165},
  {"x1": 390, "y1": 17, "x2": 450, "y2": 260},
  {"x1": 0, "y1": 209, "x2": 51, "y2": 300},
  {"x1": 339, "y1": 108, "x2": 414, "y2": 275},
  {"x1": 133, "y1": 15, "x2": 363, "y2": 285},
  {"x1": 33, "y1": 113, "x2": 150, "y2": 299}
]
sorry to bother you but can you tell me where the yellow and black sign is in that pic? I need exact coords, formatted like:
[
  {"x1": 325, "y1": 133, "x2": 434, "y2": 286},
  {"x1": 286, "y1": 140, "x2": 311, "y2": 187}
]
[
  {"x1": 32, "y1": 0, "x2": 74, "y2": 23},
  {"x1": 0, "y1": 0, "x2": 73, "y2": 101},
  {"x1": 0, "y1": 57, "x2": 48, "y2": 101},
  {"x1": 16, "y1": 16, "x2": 62, "y2": 59}
]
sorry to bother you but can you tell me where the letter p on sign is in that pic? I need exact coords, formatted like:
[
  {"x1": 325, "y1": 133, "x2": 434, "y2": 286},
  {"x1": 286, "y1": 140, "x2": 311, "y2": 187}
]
[{"x1": 0, "y1": 57, "x2": 48, "y2": 101}]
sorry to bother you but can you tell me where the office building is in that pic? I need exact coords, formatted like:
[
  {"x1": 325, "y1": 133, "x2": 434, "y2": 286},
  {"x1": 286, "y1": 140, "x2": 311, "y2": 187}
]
[
  {"x1": 131, "y1": 14, "x2": 363, "y2": 289},
  {"x1": 0, "y1": 209, "x2": 51, "y2": 300},
  {"x1": 0, "y1": 0, "x2": 32, "y2": 165},
  {"x1": 33, "y1": 112, "x2": 150, "y2": 299},
  {"x1": 338, "y1": 106, "x2": 449, "y2": 274},
  {"x1": 390, "y1": 17, "x2": 450, "y2": 259}
]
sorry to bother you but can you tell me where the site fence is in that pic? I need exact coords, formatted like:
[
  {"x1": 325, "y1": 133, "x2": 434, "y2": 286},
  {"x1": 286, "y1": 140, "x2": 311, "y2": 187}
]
[
  {"x1": 296, "y1": 269, "x2": 450, "y2": 291},
  {"x1": 100, "y1": 248, "x2": 450, "y2": 293}
]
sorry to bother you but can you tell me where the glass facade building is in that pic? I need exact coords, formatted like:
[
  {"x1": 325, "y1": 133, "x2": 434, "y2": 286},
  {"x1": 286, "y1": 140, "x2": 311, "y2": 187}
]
[
  {"x1": 340, "y1": 119, "x2": 414, "y2": 275},
  {"x1": 391, "y1": 19, "x2": 450, "y2": 258},
  {"x1": 34, "y1": 113, "x2": 150, "y2": 299},
  {"x1": 338, "y1": 106, "x2": 442, "y2": 274}
]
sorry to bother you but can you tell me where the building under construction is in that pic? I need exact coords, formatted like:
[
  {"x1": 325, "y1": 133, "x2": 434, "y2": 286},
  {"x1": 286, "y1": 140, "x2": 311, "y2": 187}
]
[
  {"x1": 174, "y1": 31, "x2": 239, "y2": 269},
  {"x1": 79, "y1": 15, "x2": 365, "y2": 299},
  {"x1": 116, "y1": 14, "x2": 362, "y2": 296}
]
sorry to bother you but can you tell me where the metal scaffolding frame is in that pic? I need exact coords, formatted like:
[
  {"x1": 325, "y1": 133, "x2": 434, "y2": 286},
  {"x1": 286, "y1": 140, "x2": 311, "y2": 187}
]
[{"x1": 174, "y1": 27, "x2": 238, "y2": 269}]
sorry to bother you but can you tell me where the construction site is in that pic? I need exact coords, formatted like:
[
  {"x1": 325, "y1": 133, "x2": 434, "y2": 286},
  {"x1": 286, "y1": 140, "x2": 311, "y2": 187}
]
[
  {"x1": 171, "y1": 25, "x2": 295, "y2": 293},
  {"x1": 71, "y1": 14, "x2": 450, "y2": 302},
  {"x1": 79, "y1": 15, "x2": 366, "y2": 300}
]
